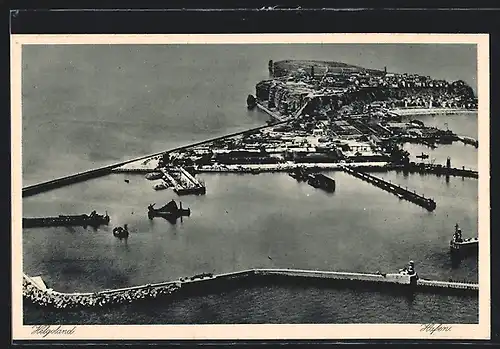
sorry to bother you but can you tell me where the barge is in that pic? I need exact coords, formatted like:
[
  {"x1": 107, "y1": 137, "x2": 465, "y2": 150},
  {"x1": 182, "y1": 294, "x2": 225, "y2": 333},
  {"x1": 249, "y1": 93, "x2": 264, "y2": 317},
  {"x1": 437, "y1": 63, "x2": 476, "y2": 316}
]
[
  {"x1": 288, "y1": 167, "x2": 309, "y2": 181},
  {"x1": 289, "y1": 168, "x2": 336, "y2": 193},
  {"x1": 23, "y1": 211, "x2": 110, "y2": 229}
]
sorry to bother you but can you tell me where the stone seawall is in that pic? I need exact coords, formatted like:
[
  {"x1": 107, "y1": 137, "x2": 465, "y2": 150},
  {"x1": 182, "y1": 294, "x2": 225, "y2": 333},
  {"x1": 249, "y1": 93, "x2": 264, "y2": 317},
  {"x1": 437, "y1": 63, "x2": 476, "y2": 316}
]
[{"x1": 23, "y1": 268, "x2": 478, "y2": 310}]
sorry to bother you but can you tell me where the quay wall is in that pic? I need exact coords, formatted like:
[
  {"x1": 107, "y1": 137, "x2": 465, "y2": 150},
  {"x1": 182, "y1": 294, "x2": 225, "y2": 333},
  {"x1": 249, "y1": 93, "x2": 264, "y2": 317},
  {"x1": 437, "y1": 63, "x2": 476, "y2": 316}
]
[
  {"x1": 391, "y1": 108, "x2": 478, "y2": 116},
  {"x1": 195, "y1": 162, "x2": 390, "y2": 173},
  {"x1": 23, "y1": 268, "x2": 478, "y2": 310},
  {"x1": 193, "y1": 162, "x2": 477, "y2": 179}
]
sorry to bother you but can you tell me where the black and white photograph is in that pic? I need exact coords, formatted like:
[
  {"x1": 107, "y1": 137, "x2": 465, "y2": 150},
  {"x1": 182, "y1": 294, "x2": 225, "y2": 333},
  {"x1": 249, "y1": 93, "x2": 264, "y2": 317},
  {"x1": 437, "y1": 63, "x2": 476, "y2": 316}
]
[{"x1": 12, "y1": 34, "x2": 490, "y2": 340}]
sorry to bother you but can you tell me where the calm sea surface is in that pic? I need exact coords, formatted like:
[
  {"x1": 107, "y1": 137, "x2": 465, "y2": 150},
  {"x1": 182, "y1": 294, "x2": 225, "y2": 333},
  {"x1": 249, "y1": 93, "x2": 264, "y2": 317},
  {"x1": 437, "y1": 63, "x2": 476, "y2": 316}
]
[{"x1": 21, "y1": 45, "x2": 479, "y2": 324}]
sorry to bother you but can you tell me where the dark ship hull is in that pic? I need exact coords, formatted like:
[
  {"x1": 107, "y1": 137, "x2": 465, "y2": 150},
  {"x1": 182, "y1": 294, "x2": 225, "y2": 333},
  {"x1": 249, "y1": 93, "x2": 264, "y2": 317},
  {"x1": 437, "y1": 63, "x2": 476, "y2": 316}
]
[
  {"x1": 148, "y1": 209, "x2": 191, "y2": 220},
  {"x1": 288, "y1": 168, "x2": 309, "y2": 181},
  {"x1": 307, "y1": 173, "x2": 336, "y2": 192},
  {"x1": 247, "y1": 95, "x2": 257, "y2": 110},
  {"x1": 113, "y1": 226, "x2": 129, "y2": 239},
  {"x1": 148, "y1": 201, "x2": 191, "y2": 221},
  {"x1": 174, "y1": 186, "x2": 206, "y2": 196},
  {"x1": 23, "y1": 212, "x2": 110, "y2": 229}
]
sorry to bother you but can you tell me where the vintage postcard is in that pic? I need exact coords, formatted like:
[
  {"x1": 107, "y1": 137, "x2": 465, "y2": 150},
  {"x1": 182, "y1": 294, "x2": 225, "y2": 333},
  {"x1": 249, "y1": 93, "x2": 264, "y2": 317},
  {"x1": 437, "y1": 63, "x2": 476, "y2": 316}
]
[{"x1": 11, "y1": 34, "x2": 490, "y2": 341}]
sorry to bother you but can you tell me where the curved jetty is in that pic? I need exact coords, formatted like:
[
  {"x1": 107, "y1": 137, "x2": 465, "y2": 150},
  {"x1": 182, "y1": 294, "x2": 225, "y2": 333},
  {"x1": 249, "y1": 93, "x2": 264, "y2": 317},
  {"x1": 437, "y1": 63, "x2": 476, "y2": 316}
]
[
  {"x1": 23, "y1": 211, "x2": 110, "y2": 229},
  {"x1": 23, "y1": 261, "x2": 477, "y2": 310}
]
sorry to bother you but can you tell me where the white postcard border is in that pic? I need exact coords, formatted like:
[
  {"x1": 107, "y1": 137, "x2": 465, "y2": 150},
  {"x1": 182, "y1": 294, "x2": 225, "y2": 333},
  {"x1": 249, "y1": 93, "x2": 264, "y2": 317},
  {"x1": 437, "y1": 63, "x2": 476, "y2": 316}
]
[{"x1": 11, "y1": 33, "x2": 490, "y2": 341}]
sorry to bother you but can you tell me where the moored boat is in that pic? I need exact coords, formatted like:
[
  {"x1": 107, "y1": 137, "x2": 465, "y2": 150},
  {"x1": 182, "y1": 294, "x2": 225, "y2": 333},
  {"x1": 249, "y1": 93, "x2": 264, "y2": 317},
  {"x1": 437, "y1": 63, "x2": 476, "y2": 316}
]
[
  {"x1": 307, "y1": 173, "x2": 336, "y2": 192},
  {"x1": 145, "y1": 172, "x2": 164, "y2": 180},
  {"x1": 23, "y1": 211, "x2": 110, "y2": 229}
]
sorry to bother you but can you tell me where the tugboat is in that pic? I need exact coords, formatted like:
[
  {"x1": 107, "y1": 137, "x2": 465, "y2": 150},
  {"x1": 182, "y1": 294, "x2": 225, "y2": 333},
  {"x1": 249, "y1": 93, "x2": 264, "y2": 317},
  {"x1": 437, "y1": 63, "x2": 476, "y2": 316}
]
[
  {"x1": 450, "y1": 223, "x2": 478, "y2": 256},
  {"x1": 113, "y1": 224, "x2": 129, "y2": 239},
  {"x1": 148, "y1": 200, "x2": 191, "y2": 221}
]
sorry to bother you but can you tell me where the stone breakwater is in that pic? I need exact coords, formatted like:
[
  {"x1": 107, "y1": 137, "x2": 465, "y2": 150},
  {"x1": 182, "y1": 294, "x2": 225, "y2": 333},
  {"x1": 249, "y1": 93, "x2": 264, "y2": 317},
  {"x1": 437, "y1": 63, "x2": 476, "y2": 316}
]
[
  {"x1": 23, "y1": 274, "x2": 181, "y2": 310},
  {"x1": 24, "y1": 267, "x2": 478, "y2": 310}
]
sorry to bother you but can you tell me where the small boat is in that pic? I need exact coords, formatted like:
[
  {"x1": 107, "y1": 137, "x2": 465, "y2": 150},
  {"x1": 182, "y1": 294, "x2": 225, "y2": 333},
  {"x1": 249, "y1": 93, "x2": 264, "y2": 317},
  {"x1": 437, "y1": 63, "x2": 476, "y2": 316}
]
[
  {"x1": 145, "y1": 172, "x2": 164, "y2": 180},
  {"x1": 124, "y1": 179, "x2": 130, "y2": 183},
  {"x1": 153, "y1": 183, "x2": 168, "y2": 191},
  {"x1": 450, "y1": 223, "x2": 478, "y2": 256},
  {"x1": 416, "y1": 152, "x2": 429, "y2": 159},
  {"x1": 113, "y1": 224, "x2": 129, "y2": 239}
]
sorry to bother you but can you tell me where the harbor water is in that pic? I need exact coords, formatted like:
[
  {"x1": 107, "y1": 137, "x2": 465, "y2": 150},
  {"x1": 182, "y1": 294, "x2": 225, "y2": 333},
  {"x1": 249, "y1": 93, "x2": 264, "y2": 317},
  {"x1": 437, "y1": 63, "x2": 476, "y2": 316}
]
[{"x1": 21, "y1": 45, "x2": 479, "y2": 324}]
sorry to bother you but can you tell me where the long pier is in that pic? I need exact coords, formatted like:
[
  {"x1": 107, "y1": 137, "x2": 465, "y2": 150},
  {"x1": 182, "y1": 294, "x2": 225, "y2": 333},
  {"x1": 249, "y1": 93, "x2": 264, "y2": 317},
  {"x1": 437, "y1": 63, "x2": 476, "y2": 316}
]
[
  {"x1": 23, "y1": 267, "x2": 478, "y2": 309},
  {"x1": 23, "y1": 97, "x2": 306, "y2": 198},
  {"x1": 170, "y1": 167, "x2": 206, "y2": 195},
  {"x1": 22, "y1": 121, "x2": 288, "y2": 198},
  {"x1": 341, "y1": 166, "x2": 437, "y2": 211}
]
